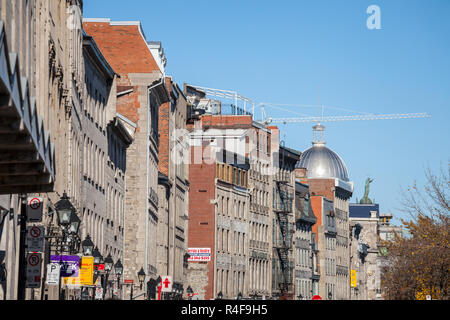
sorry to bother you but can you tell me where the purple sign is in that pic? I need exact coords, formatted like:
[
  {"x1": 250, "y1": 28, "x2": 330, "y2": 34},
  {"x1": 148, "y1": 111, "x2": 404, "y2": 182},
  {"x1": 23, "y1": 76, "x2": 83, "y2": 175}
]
[{"x1": 50, "y1": 255, "x2": 80, "y2": 277}]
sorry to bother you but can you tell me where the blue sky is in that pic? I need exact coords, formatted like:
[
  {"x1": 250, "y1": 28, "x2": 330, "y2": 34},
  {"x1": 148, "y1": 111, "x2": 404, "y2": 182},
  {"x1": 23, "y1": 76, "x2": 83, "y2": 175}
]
[{"x1": 84, "y1": 0, "x2": 450, "y2": 225}]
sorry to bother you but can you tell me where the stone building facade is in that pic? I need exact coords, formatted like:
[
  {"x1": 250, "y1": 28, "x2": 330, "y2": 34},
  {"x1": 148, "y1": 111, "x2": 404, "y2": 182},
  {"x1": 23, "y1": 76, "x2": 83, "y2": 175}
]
[
  {"x1": 294, "y1": 181, "x2": 317, "y2": 300},
  {"x1": 247, "y1": 122, "x2": 273, "y2": 299},
  {"x1": 83, "y1": 19, "x2": 169, "y2": 299},
  {"x1": 156, "y1": 77, "x2": 189, "y2": 299},
  {"x1": 0, "y1": 0, "x2": 85, "y2": 300},
  {"x1": 271, "y1": 141, "x2": 300, "y2": 300},
  {"x1": 214, "y1": 151, "x2": 250, "y2": 300}
]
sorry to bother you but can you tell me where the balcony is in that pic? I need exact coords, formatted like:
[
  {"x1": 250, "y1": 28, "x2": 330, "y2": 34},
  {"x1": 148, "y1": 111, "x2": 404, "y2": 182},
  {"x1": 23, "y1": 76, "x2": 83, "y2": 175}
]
[{"x1": 0, "y1": 22, "x2": 55, "y2": 194}]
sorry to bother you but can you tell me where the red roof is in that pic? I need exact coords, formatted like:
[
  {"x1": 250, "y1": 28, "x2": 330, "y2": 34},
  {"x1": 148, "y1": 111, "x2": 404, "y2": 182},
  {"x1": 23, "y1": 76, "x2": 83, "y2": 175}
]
[{"x1": 83, "y1": 21, "x2": 160, "y2": 75}]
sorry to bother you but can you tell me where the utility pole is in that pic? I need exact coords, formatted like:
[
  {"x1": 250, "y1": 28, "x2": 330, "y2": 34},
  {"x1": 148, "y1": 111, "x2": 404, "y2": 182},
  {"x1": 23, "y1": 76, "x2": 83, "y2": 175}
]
[{"x1": 17, "y1": 195, "x2": 27, "y2": 300}]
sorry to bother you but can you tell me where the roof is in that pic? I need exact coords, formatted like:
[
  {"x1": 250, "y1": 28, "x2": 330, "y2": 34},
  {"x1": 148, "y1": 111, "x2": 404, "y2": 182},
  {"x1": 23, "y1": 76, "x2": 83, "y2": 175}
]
[
  {"x1": 82, "y1": 19, "x2": 161, "y2": 75},
  {"x1": 82, "y1": 33, "x2": 115, "y2": 80},
  {"x1": 349, "y1": 203, "x2": 380, "y2": 218},
  {"x1": 296, "y1": 144, "x2": 349, "y2": 182}
]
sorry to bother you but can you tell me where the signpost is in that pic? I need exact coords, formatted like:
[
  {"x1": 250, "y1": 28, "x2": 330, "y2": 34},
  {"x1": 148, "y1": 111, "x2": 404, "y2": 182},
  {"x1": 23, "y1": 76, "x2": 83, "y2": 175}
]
[
  {"x1": 26, "y1": 197, "x2": 43, "y2": 222},
  {"x1": 25, "y1": 252, "x2": 42, "y2": 288},
  {"x1": 26, "y1": 226, "x2": 44, "y2": 252},
  {"x1": 161, "y1": 276, "x2": 173, "y2": 293},
  {"x1": 46, "y1": 263, "x2": 61, "y2": 285}
]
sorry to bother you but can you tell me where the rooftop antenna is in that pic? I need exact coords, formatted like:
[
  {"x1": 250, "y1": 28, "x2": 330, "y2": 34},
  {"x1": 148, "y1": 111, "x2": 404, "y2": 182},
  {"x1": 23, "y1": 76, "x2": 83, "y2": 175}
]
[{"x1": 313, "y1": 88, "x2": 326, "y2": 146}]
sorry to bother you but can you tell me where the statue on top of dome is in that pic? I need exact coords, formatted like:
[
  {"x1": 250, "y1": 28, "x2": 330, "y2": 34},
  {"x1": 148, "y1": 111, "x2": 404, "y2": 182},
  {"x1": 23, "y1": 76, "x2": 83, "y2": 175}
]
[{"x1": 360, "y1": 177, "x2": 374, "y2": 204}]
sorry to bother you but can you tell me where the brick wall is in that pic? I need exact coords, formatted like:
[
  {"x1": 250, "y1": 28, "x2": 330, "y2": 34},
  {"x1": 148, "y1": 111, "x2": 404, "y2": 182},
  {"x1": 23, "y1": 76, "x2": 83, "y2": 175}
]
[{"x1": 187, "y1": 146, "x2": 216, "y2": 300}]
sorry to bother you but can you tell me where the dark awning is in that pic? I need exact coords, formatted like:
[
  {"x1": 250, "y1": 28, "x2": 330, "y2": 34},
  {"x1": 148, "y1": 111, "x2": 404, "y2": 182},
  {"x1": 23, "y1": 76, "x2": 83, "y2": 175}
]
[{"x1": 0, "y1": 21, "x2": 55, "y2": 194}]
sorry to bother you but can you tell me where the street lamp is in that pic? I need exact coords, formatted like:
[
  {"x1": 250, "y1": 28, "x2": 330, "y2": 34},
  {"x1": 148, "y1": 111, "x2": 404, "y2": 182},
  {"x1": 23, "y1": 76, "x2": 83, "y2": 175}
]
[
  {"x1": 114, "y1": 259, "x2": 123, "y2": 276},
  {"x1": 81, "y1": 235, "x2": 94, "y2": 256},
  {"x1": 217, "y1": 291, "x2": 223, "y2": 300},
  {"x1": 55, "y1": 193, "x2": 74, "y2": 227},
  {"x1": 92, "y1": 247, "x2": 102, "y2": 265},
  {"x1": 102, "y1": 254, "x2": 114, "y2": 300},
  {"x1": 137, "y1": 267, "x2": 146, "y2": 290},
  {"x1": 114, "y1": 259, "x2": 123, "y2": 299},
  {"x1": 68, "y1": 211, "x2": 81, "y2": 235},
  {"x1": 104, "y1": 254, "x2": 113, "y2": 273}
]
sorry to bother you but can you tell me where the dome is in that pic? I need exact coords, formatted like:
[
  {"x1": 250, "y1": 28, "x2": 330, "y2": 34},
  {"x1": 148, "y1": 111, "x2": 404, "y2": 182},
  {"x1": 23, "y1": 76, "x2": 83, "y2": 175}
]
[{"x1": 296, "y1": 143, "x2": 349, "y2": 182}]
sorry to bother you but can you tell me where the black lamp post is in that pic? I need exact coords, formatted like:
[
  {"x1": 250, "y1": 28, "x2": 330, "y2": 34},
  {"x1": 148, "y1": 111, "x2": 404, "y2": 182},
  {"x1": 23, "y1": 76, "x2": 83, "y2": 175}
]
[
  {"x1": 237, "y1": 292, "x2": 243, "y2": 300},
  {"x1": 114, "y1": 259, "x2": 123, "y2": 299},
  {"x1": 103, "y1": 254, "x2": 113, "y2": 299},
  {"x1": 137, "y1": 267, "x2": 146, "y2": 290},
  {"x1": 55, "y1": 193, "x2": 74, "y2": 227},
  {"x1": 104, "y1": 254, "x2": 113, "y2": 272},
  {"x1": 81, "y1": 235, "x2": 94, "y2": 256},
  {"x1": 217, "y1": 291, "x2": 223, "y2": 300},
  {"x1": 92, "y1": 247, "x2": 102, "y2": 264},
  {"x1": 68, "y1": 211, "x2": 81, "y2": 235}
]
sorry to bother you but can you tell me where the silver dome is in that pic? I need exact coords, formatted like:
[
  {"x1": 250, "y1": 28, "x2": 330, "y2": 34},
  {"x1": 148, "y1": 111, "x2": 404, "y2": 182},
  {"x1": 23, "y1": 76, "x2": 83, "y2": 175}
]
[{"x1": 296, "y1": 143, "x2": 349, "y2": 182}]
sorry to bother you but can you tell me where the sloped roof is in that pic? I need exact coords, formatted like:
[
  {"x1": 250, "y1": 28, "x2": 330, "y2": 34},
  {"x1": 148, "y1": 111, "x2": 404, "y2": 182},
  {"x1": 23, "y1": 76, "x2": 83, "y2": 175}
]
[{"x1": 83, "y1": 19, "x2": 160, "y2": 75}]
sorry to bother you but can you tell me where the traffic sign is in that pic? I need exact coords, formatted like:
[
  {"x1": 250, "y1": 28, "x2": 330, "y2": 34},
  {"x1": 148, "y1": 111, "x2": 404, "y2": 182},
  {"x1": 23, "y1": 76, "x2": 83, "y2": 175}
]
[
  {"x1": 26, "y1": 252, "x2": 42, "y2": 288},
  {"x1": 95, "y1": 286, "x2": 103, "y2": 300},
  {"x1": 46, "y1": 263, "x2": 60, "y2": 285},
  {"x1": 26, "y1": 226, "x2": 44, "y2": 252},
  {"x1": 26, "y1": 197, "x2": 43, "y2": 222},
  {"x1": 161, "y1": 276, "x2": 173, "y2": 293}
]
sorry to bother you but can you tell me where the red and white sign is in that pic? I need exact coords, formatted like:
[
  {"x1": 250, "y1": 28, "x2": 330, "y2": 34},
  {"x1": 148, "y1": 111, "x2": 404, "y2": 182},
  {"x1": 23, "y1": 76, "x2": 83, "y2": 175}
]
[
  {"x1": 26, "y1": 226, "x2": 44, "y2": 252},
  {"x1": 160, "y1": 275, "x2": 173, "y2": 293},
  {"x1": 95, "y1": 286, "x2": 103, "y2": 300},
  {"x1": 124, "y1": 279, "x2": 134, "y2": 284},
  {"x1": 187, "y1": 248, "x2": 211, "y2": 262},
  {"x1": 26, "y1": 197, "x2": 43, "y2": 222},
  {"x1": 26, "y1": 253, "x2": 42, "y2": 288}
]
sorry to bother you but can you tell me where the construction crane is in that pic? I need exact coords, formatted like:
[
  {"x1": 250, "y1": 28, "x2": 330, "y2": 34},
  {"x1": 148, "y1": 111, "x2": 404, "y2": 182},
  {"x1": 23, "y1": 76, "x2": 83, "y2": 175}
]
[
  {"x1": 258, "y1": 102, "x2": 431, "y2": 125},
  {"x1": 185, "y1": 84, "x2": 431, "y2": 125},
  {"x1": 264, "y1": 112, "x2": 431, "y2": 125}
]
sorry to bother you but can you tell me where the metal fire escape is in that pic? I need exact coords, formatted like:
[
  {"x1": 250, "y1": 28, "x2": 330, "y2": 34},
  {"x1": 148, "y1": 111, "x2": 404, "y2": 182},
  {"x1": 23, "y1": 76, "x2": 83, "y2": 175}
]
[{"x1": 273, "y1": 166, "x2": 294, "y2": 296}]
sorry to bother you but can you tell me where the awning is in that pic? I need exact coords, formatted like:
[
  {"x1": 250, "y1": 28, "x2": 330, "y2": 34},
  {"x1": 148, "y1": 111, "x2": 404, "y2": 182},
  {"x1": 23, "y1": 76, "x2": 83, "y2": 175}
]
[{"x1": 0, "y1": 21, "x2": 55, "y2": 194}]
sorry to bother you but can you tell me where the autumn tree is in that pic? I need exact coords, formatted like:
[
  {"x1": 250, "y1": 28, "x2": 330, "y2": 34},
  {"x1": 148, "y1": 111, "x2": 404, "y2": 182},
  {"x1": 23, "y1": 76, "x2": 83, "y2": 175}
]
[{"x1": 380, "y1": 164, "x2": 449, "y2": 300}]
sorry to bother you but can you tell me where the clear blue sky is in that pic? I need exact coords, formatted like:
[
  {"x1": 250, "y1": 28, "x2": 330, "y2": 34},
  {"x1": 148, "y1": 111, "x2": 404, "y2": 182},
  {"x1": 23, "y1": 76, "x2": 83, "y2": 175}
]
[{"x1": 84, "y1": 0, "x2": 450, "y2": 225}]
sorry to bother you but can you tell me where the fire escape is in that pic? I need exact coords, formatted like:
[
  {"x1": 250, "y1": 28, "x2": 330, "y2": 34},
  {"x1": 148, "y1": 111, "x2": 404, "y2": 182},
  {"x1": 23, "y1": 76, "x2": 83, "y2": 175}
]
[{"x1": 274, "y1": 172, "x2": 294, "y2": 297}]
